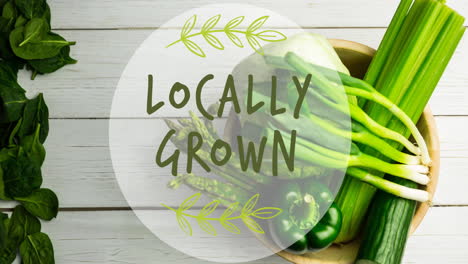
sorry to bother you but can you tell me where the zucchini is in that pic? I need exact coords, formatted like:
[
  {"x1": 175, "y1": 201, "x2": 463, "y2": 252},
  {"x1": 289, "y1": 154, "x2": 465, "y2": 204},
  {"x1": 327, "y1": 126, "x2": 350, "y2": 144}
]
[{"x1": 356, "y1": 176, "x2": 416, "y2": 264}]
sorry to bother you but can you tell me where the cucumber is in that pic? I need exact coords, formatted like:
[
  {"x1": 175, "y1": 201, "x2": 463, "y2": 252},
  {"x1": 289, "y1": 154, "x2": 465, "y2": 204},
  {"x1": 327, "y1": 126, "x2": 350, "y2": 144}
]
[{"x1": 356, "y1": 176, "x2": 417, "y2": 264}]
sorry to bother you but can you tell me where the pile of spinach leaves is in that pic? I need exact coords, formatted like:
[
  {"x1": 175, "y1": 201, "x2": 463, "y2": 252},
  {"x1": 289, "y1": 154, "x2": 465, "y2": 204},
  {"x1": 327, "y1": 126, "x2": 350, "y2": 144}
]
[
  {"x1": 0, "y1": 0, "x2": 77, "y2": 79},
  {"x1": 0, "y1": 60, "x2": 58, "y2": 264},
  {"x1": 0, "y1": 0, "x2": 76, "y2": 263}
]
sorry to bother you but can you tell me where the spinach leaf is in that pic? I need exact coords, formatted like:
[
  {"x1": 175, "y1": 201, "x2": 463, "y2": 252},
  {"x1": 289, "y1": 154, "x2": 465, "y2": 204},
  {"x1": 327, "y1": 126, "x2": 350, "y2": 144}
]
[
  {"x1": 15, "y1": 189, "x2": 58, "y2": 221},
  {"x1": 18, "y1": 93, "x2": 49, "y2": 143},
  {"x1": 2, "y1": 151, "x2": 42, "y2": 197},
  {"x1": 10, "y1": 18, "x2": 75, "y2": 60},
  {"x1": 20, "y1": 126, "x2": 46, "y2": 166},
  {"x1": 17, "y1": 18, "x2": 47, "y2": 45},
  {"x1": 0, "y1": 206, "x2": 41, "y2": 263},
  {"x1": 14, "y1": 14, "x2": 26, "y2": 28},
  {"x1": 43, "y1": 3, "x2": 50, "y2": 26},
  {"x1": 14, "y1": 0, "x2": 46, "y2": 19},
  {"x1": 7, "y1": 205, "x2": 41, "y2": 246},
  {"x1": 0, "y1": 16, "x2": 10, "y2": 33},
  {"x1": 0, "y1": 245, "x2": 15, "y2": 264},
  {"x1": 29, "y1": 45, "x2": 77, "y2": 74},
  {"x1": 19, "y1": 232, "x2": 54, "y2": 264},
  {"x1": 0, "y1": 215, "x2": 15, "y2": 264},
  {"x1": 0, "y1": 79, "x2": 26, "y2": 123},
  {"x1": 1, "y1": 1, "x2": 17, "y2": 31},
  {"x1": 0, "y1": 60, "x2": 21, "y2": 80},
  {"x1": 0, "y1": 34, "x2": 18, "y2": 60}
]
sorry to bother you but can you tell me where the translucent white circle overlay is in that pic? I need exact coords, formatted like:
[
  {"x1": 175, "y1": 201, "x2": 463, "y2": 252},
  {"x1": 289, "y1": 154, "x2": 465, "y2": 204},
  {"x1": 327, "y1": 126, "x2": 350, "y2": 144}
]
[{"x1": 110, "y1": 4, "x2": 351, "y2": 263}]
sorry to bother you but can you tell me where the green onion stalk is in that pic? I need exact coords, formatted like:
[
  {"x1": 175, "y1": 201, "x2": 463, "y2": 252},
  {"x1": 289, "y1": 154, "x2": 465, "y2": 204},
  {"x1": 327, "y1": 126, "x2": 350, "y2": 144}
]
[
  {"x1": 283, "y1": 52, "x2": 431, "y2": 165},
  {"x1": 249, "y1": 85, "x2": 423, "y2": 165},
  {"x1": 265, "y1": 56, "x2": 423, "y2": 156},
  {"x1": 165, "y1": 89, "x2": 430, "y2": 203}
]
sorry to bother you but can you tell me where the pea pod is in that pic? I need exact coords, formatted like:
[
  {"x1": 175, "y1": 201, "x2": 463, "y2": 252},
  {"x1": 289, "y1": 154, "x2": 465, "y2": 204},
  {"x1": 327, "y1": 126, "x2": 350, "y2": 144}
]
[{"x1": 270, "y1": 181, "x2": 342, "y2": 255}]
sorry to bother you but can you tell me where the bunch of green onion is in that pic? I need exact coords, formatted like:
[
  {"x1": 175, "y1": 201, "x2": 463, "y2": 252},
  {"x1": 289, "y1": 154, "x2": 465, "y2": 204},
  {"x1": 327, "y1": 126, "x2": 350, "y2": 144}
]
[
  {"x1": 165, "y1": 46, "x2": 435, "y2": 206},
  {"x1": 240, "y1": 52, "x2": 431, "y2": 202}
]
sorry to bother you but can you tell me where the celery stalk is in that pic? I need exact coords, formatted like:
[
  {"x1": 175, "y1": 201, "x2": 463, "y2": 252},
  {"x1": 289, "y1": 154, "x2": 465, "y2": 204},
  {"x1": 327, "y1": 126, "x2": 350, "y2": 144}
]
[
  {"x1": 335, "y1": 0, "x2": 465, "y2": 243},
  {"x1": 364, "y1": 0, "x2": 414, "y2": 85}
]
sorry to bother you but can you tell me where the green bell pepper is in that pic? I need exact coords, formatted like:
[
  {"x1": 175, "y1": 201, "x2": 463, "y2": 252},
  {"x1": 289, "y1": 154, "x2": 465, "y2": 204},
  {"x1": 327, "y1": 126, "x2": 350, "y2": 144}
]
[{"x1": 270, "y1": 181, "x2": 342, "y2": 255}]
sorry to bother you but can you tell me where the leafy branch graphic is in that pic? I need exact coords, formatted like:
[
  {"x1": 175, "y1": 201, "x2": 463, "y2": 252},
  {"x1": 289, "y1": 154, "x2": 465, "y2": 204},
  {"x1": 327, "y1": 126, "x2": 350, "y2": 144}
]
[
  {"x1": 162, "y1": 193, "x2": 282, "y2": 236},
  {"x1": 166, "y1": 15, "x2": 287, "y2": 57}
]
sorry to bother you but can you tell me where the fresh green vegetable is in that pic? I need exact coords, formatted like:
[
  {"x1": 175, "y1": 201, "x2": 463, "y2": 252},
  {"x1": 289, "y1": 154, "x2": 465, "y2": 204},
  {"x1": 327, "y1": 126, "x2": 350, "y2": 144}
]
[
  {"x1": 270, "y1": 181, "x2": 342, "y2": 254},
  {"x1": 0, "y1": 61, "x2": 58, "y2": 263},
  {"x1": 14, "y1": 0, "x2": 48, "y2": 20},
  {"x1": 15, "y1": 188, "x2": 59, "y2": 221},
  {"x1": 2, "y1": 150, "x2": 42, "y2": 197},
  {"x1": 0, "y1": 0, "x2": 76, "y2": 78},
  {"x1": 245, "y1": 51, "x2": 432, "y2": 198},
  {"x1": 0, "y1": 1, "x2": 67, "y2": 262},
  {"x1": 336, "y1": 0, "x2": 465, "y2": 244},
  {"x1": 19, "y1": 232, "x2": 54, "y2": 264},
  {"x1": 0, "y1": 205, "x2": 41, "y2": 262},
  {"x1": 10, "y1": 18, "x2": 75, "y2": 60},
  {"x1": 29, "y1": 45, "x2": 77, "y2": 76},
  {"x1": 357, "y1": 186, "x2": 415, "y2": 264}
]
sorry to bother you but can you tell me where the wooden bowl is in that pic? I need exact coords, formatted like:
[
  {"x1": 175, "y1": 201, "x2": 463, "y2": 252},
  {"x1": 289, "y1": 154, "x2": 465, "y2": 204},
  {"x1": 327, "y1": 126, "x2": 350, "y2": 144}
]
[{"x1": 274, "y1": 39, "x2": 441, "y2": 264}]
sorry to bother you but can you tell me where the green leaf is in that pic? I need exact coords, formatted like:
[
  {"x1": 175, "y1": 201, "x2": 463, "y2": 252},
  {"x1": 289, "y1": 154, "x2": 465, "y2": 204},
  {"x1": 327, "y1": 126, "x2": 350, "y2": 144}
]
[
  {"x1": 18, "y1": 93, "x2": 49, "y2": 143},
  {"x1": 220, "y1": 220, "x2": 241, "y2": 234},
  {"x1": 256, "y1": 30, "x2": 287, "y2": 42},
  {"x1": 224, "y1": 16, "x2": 244, "y2": 30},
  {"x1": 8, "y1": 117, "x2": 21, "y2": 145},
  {"x1": 176, "y1": 213, "x2": 192, "y2": 236},
  {"x1": 247, "y1": 16, "x2": 269, "y2": 33},
  {"x1": 241, "y1": 216, "x2": 264, "y2": 234},
  {"x1": 250, "y1": 207, "x2": 282, "y2": 219},
  {"x1": 225, "y1": 32, "x2": 243, "y2": 48},
  {"x1": 220, "y1": 202, "x2": 239, "y2": 219},
  {"x1": 19, "y1": 232, "x2": 55, "y2": 264},
  {"x1": 14, "y1": 14, "x2": 26, "y2": 28},
  {"x1": 199, "y1": 200, "x2": 219, "y2": 217},
  {"x1": 15, "y1": 188, "x2": 59, "y2": 221},
  {"x1": 2, "y1": 1, "x2": 17, "y2": 31},
  {"x1": 203, "y1": 33, "x2": 224, "y2": 50},
  {"x1": 0, "y1": 60, "x2": 21, "y2": 81},
  {"x1": 201, "y1": 14, "x2": 220, "y2": 33},
  {"x1": 181, "y1": 14, "x2": 197, "y2": 38},
  {"x1": 0, "y1": 78, "x2": 26, "y2": 123},
  {"x1": 0, "y1": 245, "x2": 15, "y2": 263},
  {"x1": 14, "y1": 0, "x2": 47, "y2": 19},
  {"x1": 7, "y1": 205, "x2": 41, "y2": 247},
  {"x1": 197, "y1": 219, "x2": 217, "y2": 236},
  {"x1": 19, "y1": 18, "x2": 46, "y2": 45},
  {"x1": 246, "y1": 36, "x2": 264, "y2": 55},
  {"x1": 20, "y1": 126, "x2": 46, "y2": 166},
  {"x1": 2, "y1": 151, "x2": 42, "y2": 197},
  {"x1": 241, "y1": 194, "x2": 259, "y2": 215},
  {"x1": 180, "y1": 192, "x2": 201, "y2": 211},
  {"x1": 182, "y1": 39, "x2": 206, "y2": 58},
  {"x1": 10, "y1": 18, "x2": 75, "y2": 60},
  {"x1": 28, "y1": 45, "x2": 77, "y2": 75}
]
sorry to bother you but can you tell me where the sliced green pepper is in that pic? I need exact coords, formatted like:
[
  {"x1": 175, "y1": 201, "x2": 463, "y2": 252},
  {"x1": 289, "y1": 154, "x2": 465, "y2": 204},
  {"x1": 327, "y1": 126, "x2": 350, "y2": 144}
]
[{"x1": 270, "y1": 181, "x2": 342, "y2": 255}]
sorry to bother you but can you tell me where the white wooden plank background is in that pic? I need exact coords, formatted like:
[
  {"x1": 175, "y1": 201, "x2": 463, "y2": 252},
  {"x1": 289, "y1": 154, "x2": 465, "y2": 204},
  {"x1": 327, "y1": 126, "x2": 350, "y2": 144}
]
[
  {"x1": 46, "y1": 0, "x2": 467, "y2": 29},
  {"x1": 8, "y1": 0, "x2": 467, "y2": 263}
]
